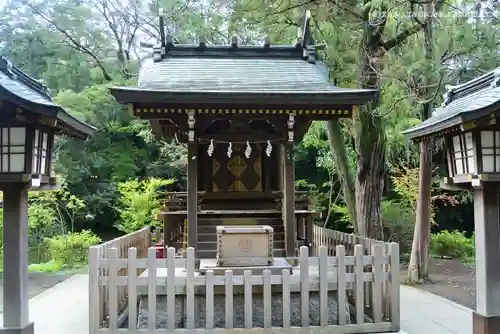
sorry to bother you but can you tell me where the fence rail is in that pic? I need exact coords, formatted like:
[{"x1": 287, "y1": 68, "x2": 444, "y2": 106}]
[
  {"x1": 94, "y1": 226, "x2": 151, "y2": 326},
  {"x1": 313, "y1": 225, "x2": 386, "y2": 256},
  {"x1": 89, "y1": 244, "x2": 399, "y2": 333},
  {"x1": 313, "y1": 225, "x2": 398, "y2": 326}
]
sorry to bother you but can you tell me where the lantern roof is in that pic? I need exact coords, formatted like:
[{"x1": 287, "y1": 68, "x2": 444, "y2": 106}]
[
  {"x1": 110, "y1": 11, "x2": 376, "y2": 107},
  {"x1": 403, "y1": 68, "x2": 500, "y2": 141},
  {"x1": 0, "y1": 57, "x2": 95, "y2": 139}
]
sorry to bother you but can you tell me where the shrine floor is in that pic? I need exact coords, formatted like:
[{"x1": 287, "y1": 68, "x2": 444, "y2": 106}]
[{"x1": 0, "y1": 273, "x2": 471, "y2": 334}]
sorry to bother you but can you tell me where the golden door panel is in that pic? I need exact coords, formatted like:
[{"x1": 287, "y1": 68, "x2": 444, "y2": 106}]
[{"x1": 212, "y1": 143, "x2": 262, "y2": 192}]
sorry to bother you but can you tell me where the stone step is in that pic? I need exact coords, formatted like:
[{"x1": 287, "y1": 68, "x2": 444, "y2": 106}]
[
  {"x1": 197, "y1": 225, "x2": 285, "y2": 234},
  {"x1": 197, "y1": 240, "x2": 286, "y2": 251},
  {"x1": 197, "y1": 232, "x2": 285, "y2": 242},
  {"x1": 197, "y1": 248, "x2": 286, "y2": 259}
]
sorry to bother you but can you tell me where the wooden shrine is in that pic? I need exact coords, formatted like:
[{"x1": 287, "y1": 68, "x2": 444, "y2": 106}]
[{"x1": 110, "y1": 11, "x2": 376, "y2": 258}]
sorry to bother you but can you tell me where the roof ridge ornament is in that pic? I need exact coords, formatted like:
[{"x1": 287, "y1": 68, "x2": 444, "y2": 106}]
[
  {"x1": 0, "y1": 57, "x2": 16, "y2": 80},
  {"x1": 442, "y1": 68, "x2": 500, "y2": 107},
  {"x1": 441, "y1": 84, "x2": 454, "y2": 107},
  {"x1": 152, "y1": 9, "x2": 167, "y2": 62},
  {"x1": 299, "y1": 10, "x2": 319, "y2": 64},
  {"x1": 147, "y1": 9, "x2": 319, "y2": 61},
  {"x1": 0, "y1": 56, "x2": 51, "y2": 99},
  {"x1": 264, "y1": 37, "x2": 271, "y2": 49},
  {"x1": 490, "y1": 67, "x2": 500, "y2": 88},
  {"x1": 159, "y1": 8, "x2": 166, "y2": 47},
  {"x1": 231, "y1": 36, "x2": 238, "y2": 48}
]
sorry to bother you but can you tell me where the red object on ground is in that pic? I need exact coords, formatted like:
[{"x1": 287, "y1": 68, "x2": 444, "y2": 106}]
[{"x1": 155, "y1": 240, "x2": 165, "y2": 259}]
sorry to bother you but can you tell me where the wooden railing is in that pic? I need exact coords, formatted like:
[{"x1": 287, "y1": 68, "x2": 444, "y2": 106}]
[
  {"x1": 160, "y1": 190, "x2": 312, "y2": 212},
  {"x1": 94, "y1": 227, "x2": 152, "y2": 326},
  {"x1": 89, "y1": 244, "x2": 399, "y2": 333},
  {"x1": 312, "y1": 225, "x2": 386, "y2": 256},
  {"x1": 313, "y1": 225, "x2": 399, "y2": 327}
]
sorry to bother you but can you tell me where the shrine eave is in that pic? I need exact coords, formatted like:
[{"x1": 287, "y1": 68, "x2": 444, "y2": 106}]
[
  {"x1": 0, "y1": 58, "x2": 95, "y2": 139},
  {"x1": 403, "y1": 90, "x2": 500, "y2": 142},
  {"x1": 403, "y1": 67, "x2": 500, "y2": 142},
  {"x1": 109, "y1": 87, "x2": 377, "y2": 106}
]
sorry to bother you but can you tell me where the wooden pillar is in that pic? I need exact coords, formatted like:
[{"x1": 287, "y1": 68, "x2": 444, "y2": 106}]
[
  {"x1": 284, "y1": 142, "x2": 296, "y2": 257},
  {"x1": 283, "y1": 115, "x2": 296, "y2": 257},
  {"x1": 473, "y1": 183, "x2": 500, "y2": 334},
  {"x1": 187, "y1": 113, "x2": 198, "y2": 255},
  {"x1": 1, "y1": 183, "x2": 34, "y2": 334},
  {"x1": 187, "y1": 142, "x2": 198, "y2": 251},
  {"x1": 278, "y1": 144, "x2": 284, "y2": 190}
]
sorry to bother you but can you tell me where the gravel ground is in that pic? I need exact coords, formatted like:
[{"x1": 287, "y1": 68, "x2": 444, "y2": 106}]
[
  {"x1": 0, "y1": 271, "x2": 74, "y2": 313},
  {"x1": 137, "y1": 291, "x2": 350, "y2": 329},
  {"x1": 400, "y1": 258, "x2": 476, "y2": 309}
]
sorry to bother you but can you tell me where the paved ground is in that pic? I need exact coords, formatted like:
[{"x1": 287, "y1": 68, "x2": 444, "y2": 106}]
[
  {"x1": 0, "y1": 273, "x2": 474, "y2": 334},
  {"x1": 400, "y1": 285, "x2": 472, "y2": 334},
  {"x1": 0, "y1": 271, "x2": 73, "y2": 313},
  {"x1": 400, "y1": 257, "x2": 476, "y2": 310},
  {"x1": 0, "y1": 274, "x2": 88, "y2": 334}
]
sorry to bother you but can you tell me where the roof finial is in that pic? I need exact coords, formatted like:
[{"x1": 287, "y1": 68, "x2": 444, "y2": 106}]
[
  {"x1": 441, "y1": 85, "x2": 454, "y2": 107},
  {"x1": 296, "y1": 27, "x2": 303, "y2": 47},
  {"x1": 264, "y1": 37, "x2": 271, "y2": 48},
  {"x1": 166, "y1": 35, "x2": 174, "y2": 46},
  {"x1": 491, "y1": 68, "x2": 500, "y2": 88},
  {"x1": 231, "y1": 35, "x2": 238, "y2": 48},
  {"x1": 199, "y1": 36, "x2": 206, "y2": 48},
  {"x1": 300, "y1": 10, "x2": 312, "y2": 48},
  {"x1": 159, "y1": 8, "x2": 166, "y2": 47}
]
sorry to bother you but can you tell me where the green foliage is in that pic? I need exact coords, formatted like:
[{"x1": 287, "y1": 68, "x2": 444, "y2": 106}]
[
  {"x1": 28, "y1": 260, "x2": 62, "y2": 273},
  {"x1": 430, "y1": 230, "x2": 474, "y2": 260},
  {"x1": 27, "y1": 202, "x2": 58, "y2": 246},
  {"x1": 44, "y1": 230, "x2": 101, "y2": 268},
  {"x1": 380, "y1": 200, "x2": 415, "y2": 254},
  {"x1": 115, "y1": 178, "x2": 174, "y2": 233}
]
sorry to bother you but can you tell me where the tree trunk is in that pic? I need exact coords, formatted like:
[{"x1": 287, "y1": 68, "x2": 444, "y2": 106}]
[
  {"x1": 325, "y1": 120, "x2": 358, "y2": 233},
  {"x1": 355, "y1": 23, "x2": 386, "y2": 239},
  {"x1": 355, "y1": 107, "x2": 385, "y2": 239},
  {"x1": 408, "y1": 137, "x2": 433, "y2": 281},
  {"x1": 408, "y1": 1, "x2": 434, "y2": 282}
]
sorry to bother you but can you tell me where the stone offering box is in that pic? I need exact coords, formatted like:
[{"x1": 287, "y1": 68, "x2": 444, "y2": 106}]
[{"x1": 216, "y1": 225, "x2": 273, "y2": 266}]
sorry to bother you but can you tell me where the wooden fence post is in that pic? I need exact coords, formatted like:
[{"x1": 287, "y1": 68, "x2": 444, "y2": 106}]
[
  {"x1": 371, "y1": 244, "x2": 383, "y2": 323},
  {"x1": 147, "y1": 247, "x2": 156, "y2": 331},
  {"x1": 88, "y1": 246, "x2": 100, "y2": 334},
  {"x1": 127, "y1": 247, "x2": 137, "y2": 330},
  {"x1": 300, "y1": 246, "x2": 309, "y2": 327},
  {"x1": 336, "y1": 245, "x2": 347, "y2": 325},
  {"x1": 390, "y1": 242, "x2": 400, "y2": 331}
]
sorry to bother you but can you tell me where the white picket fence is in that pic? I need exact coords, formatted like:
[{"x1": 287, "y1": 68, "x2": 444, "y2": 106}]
[{"x1": 89, "y1": 243, "x2": 399, "y2": 333}]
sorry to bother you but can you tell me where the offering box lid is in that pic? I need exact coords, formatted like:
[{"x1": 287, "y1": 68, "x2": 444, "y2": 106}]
[{"x1": 216, "y1": 225, "x2": 274, "y2": 234}]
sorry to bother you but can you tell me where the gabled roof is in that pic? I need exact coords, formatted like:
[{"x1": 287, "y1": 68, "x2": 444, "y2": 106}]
[
  {"x1": 138, "y1": 55, "x2": 338, "y2": 92},
  {"x1": 0, "y1": 57, "x2": 95, "y2": 138},
  {"x1": 110, "y1": 11, "x2": 377, "y2": 107},
  {"x1": 403, "y1": 68, "x2": 500, "y2": 140},
  {"x1": 111, "y1": 44, "x2": 376, "y2": 105}
]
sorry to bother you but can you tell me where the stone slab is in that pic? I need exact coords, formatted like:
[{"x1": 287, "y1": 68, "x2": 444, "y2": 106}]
[{"x1": 199, "y1": 257, "x2": 293, "y2": 276}]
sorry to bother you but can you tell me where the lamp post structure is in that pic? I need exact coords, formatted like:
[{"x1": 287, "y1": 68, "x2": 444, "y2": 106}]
[
  {"x1": 0, "y1": 57, "x2": 94, "y2": 334},
  {"x1": 403, "y1": 68, "x2": 500, "y2": 334}
]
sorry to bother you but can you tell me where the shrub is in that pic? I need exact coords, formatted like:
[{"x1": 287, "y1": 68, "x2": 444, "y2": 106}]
[
  {"x1": 430, "y1": 230, "x2": 474, "y2": 259},
  {"x1": 45, "y1": 230, "x2": 101, "y2": 267},
  {"x1": 114, "y1": 178, "x2": 174, "y2": 233},
  {"x1": 381, "y1": 200, "x2": 415, "y2": 253}
]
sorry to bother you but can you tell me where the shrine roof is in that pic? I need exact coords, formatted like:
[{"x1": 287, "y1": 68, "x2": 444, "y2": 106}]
[
  {"x1": 403, "y1": 68, "x2": 500, "y2": 141},
  {"x1": 0, "y1": 57, "x2": 95, "y2": 138},
  {"x1": 110, "y1": 43, "x2": 376, "y2": 106}
]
